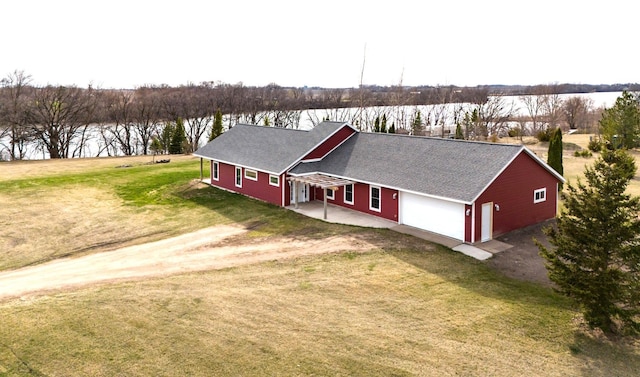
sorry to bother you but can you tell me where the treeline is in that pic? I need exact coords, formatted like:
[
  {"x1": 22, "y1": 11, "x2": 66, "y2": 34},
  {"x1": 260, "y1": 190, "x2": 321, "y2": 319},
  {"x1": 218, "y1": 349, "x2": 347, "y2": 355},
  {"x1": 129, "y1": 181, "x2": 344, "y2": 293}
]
[
  {"x1": 0, "y1": 70, "x2": 496, "y2": 160},
  {"x1": 471, "y1": 83, "x2": 640, "y2": 96},
  {"x1": 1, "y1": 69, "x2": 636, "y2": 160}
]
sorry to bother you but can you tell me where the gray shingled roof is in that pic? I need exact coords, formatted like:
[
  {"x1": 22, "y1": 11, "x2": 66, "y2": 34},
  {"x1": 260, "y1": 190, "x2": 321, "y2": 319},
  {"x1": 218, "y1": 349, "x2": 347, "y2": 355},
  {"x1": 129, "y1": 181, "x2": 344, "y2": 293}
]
[
  {"x1": 289, "y1": 132, "x2": 527, "y2": 203},
  {"x1": 194, "y1": 121, "x2": 349, "y2": 174}
]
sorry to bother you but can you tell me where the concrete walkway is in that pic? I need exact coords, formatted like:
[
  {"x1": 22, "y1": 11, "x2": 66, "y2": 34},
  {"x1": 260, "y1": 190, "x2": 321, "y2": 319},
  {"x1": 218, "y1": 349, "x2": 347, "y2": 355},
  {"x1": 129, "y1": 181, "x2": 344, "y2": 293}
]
[
  {"x1": 287, "y1": 201, "x2": 510, "y2": 261},
  {"x1": 287, "y1": 201, "x2": 397, "y2": 228}
]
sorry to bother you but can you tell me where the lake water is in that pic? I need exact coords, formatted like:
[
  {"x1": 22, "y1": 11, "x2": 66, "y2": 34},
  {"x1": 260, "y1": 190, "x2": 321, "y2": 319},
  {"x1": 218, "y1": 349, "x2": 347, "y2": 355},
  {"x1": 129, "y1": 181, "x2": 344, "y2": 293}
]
[{"x1": 0, "y1": 91, "x2": 625, "y2": 160}]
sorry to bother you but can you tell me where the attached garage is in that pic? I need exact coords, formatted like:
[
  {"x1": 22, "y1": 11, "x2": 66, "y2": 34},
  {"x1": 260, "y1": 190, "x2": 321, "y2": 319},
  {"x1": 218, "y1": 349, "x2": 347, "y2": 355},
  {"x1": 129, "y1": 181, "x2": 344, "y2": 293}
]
[{"x1": 399, "y1": 192, "x2": 465, "y2": 241}]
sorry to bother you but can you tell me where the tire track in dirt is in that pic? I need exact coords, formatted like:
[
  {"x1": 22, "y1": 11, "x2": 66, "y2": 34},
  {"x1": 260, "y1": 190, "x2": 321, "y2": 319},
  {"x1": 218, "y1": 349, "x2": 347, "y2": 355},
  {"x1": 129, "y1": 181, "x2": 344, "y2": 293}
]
[{"x1": 0, "y1": 225, "x2": 376, "y2": 301}]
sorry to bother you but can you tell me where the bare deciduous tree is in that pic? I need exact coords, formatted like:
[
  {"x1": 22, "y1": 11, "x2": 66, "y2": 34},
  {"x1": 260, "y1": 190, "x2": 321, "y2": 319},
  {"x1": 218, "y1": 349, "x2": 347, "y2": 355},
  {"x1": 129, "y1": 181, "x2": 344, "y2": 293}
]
[
  {"x1": 0, "y1": 70, "x2": 33, "y2": 160},
  {"x1": 29, "y1": 85, "x2": 94, "y2": 158},
  {"x1": 563, "y1": 95, "x2": 594, "y2": 130},
  {"x1": 107, "y1": 90, "x2": 136, "y2": 155},
  {"x1": 477, "y1": 95, "x2": 515, "y2": 138},
  {"x1": 132, "y1": 86, "x2": 162, "y2": 155}
]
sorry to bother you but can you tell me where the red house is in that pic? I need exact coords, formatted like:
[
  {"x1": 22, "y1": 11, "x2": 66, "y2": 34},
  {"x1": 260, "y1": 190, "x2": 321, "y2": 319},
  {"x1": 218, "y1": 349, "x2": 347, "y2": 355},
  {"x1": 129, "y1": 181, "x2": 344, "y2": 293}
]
[{"x1": 194, "y1": 121, "x2": 564, "y2": 243}]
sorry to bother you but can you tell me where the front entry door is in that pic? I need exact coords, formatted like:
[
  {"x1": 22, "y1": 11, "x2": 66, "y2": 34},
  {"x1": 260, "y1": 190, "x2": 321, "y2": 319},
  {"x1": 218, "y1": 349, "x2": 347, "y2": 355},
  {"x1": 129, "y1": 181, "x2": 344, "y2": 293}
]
[
  {"x1": 290, "y1": 182, "x2": 309, "y2": 203},
  {"x1": 481, "y1": 202, "x2": 493, "y2": 242}
]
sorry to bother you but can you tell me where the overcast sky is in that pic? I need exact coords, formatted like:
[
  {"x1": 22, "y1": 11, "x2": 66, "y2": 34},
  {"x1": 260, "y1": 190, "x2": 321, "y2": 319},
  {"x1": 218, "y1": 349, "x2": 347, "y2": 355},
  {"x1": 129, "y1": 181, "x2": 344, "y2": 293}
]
[{"x1": 1, "y1": 0, "x2": 636, "y2": 89}]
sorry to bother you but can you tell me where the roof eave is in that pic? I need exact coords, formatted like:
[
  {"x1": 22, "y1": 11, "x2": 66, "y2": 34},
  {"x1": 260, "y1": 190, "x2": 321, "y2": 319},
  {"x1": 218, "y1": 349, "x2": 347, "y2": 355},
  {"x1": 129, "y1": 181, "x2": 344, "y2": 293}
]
[
  {"x1": 192, "y1": 154, "x2": 279, "y2": 175},
  {"x1": 289, "y1": 170, "x2": 470, "y2": 205}
]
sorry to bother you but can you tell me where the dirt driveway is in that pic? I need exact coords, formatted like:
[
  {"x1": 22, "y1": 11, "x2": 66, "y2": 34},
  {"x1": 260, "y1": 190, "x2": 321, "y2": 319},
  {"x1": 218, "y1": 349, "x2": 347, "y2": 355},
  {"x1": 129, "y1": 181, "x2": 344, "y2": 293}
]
[
  {"x1": 0, "y1": 221, "x2": 554, "y2": 301},
  {"x1": 486, "y1": 219, "x2": 555, "y2": 287},
  {"x1": 0, "y1": 225, "x2": 379, "y2": 301}
]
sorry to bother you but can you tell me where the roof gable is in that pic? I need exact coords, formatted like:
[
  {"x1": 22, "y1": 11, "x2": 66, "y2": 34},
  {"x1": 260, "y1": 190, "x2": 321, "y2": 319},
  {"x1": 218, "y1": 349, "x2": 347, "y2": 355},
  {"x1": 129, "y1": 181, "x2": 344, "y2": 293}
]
[{"x1": 193, "y1": 121, "x2": 354, "y2": 174}]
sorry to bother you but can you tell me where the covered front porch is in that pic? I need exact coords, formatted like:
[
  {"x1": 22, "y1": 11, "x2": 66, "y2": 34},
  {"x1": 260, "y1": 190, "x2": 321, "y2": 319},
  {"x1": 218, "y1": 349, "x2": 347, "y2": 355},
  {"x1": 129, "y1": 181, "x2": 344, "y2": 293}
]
[{"x1": 288, "y1": 173, "x2": 354, "y2": 220}]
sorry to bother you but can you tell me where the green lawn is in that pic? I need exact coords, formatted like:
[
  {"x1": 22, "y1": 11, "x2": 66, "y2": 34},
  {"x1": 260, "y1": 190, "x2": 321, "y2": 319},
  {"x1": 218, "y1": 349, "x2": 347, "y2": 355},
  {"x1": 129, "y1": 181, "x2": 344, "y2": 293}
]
[{"x1": 0, "y1": 155, "x2": 638, "y2": 376}]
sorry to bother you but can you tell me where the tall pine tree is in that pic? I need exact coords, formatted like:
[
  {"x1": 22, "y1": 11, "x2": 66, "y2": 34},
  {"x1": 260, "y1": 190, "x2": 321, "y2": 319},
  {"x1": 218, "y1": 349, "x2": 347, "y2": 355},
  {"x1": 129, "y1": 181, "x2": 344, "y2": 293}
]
[
  {"x1": 160, "y1": 122, "x2": 175, "y2": 154},
  {"x1": 380, "y1": 114, "x2": 387, "y2": 133},
  {"x1": 547, "y1": 127, "x2": 564, "y2": 190},
  {"x1": 373, "y1": 116, "x2": 380, "y2": 132},
  {"x1": 169, "y1": 117, "x2": 187, "y2": 154},
  {"x1": 411, "y1": 111, "x2": 423, "y2": 135},
  {"x1": 455, "y1": 123, "x2": 464, "y2": 139},
  {"x1": 538, "y1": 149, "x2": 640, "y2": 334},
  {"x1": 208, "y1": 109, "x2": 224, "y2": 141}
]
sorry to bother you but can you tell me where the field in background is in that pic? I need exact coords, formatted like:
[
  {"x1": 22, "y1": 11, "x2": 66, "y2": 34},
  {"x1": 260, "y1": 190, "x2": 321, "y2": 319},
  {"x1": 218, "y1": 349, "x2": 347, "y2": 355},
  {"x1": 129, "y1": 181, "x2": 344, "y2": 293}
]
[
  {"x1": 505, "y1": 133, "x2": 640, "y2": 197},
  {"x1": 0, "y1": 142, "x2": 639, "y2": 375}
]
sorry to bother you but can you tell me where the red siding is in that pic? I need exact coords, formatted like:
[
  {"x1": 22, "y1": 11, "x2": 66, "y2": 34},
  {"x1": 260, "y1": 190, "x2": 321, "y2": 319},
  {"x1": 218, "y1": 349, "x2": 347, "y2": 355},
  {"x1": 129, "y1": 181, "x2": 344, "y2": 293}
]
[
  {"x1": 473, "y1": 152, "x2": 559, "y2": 242},
  {"x1": 210, "y1": 161, "x2": 283, "y2": 206},
  {"x1": 302, "y1": 126, "x2": 355, "y2": 160},
  {"x1": 315, "y1": 183, "x2": 399, "y2": 222}
]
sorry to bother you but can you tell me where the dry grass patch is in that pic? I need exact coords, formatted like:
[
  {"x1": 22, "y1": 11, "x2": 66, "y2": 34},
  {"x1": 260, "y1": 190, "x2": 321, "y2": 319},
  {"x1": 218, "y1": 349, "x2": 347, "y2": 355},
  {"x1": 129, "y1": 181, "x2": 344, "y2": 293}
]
[
  {"x1": 0, "y1": 249, "x2": 638, "y2": 376},
  {"x1": 0, "y1": 186, "x2": 171, "y2": 270},
  {"x1": 501, "y1": 133, "x2": 640, "y2": 198},
  {"x1": 0, "y1": 154, "x2": 196, "y2": 182}
]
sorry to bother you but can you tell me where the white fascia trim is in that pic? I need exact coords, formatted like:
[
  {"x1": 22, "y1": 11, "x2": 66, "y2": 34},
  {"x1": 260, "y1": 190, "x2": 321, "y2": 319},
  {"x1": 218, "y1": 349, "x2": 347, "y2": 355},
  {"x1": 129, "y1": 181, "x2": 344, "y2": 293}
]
[
  {"x1": 290, "y1": 171, "x2": 470, "y2": 205},
  {"x1": 471, "y1": 202, "x2": 476, "y2": 243},
  {"x1": 193, "y1": 156, "x2": 279, "y2": 176},
  {"x1": 279, "y1": 123, "x2": 358, "y2": 175}
]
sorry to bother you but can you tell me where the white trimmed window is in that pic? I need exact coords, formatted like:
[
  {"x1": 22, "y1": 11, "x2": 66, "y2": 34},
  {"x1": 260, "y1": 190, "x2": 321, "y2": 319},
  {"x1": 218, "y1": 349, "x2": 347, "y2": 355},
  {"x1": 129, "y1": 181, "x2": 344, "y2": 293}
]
[
  {"x1": 235, "y1": 166, "x2": 242, "y2": 187},
  {"x1": 534, "y1": 188, "x2": 546, "y2": 203},
  {"x1": 244, "y1": 169, "x2": 258, "y2": 181},
  {"x1": 212, "y1": 161, "x2": 219, "y2": 181},
  {"x1": 370, "y1": 186, "x2": 381, "y2": 212},
  {"x1": 344, "y1": 184, "x2": 354, "y2": 205},
  {"x1": 269, "y1": 174, "x2": 280, "y2": 187},
  {"x1": 326, "y1": 188, "x2": 335, "y2": 200}
]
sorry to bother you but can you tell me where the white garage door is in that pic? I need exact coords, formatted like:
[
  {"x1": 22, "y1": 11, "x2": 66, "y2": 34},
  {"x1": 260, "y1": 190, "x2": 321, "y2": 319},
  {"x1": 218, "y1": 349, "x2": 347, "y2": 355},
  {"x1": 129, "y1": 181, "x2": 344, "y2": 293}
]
[{"x1": 400, "y1": 192, "x2": 465, "y2": 241}]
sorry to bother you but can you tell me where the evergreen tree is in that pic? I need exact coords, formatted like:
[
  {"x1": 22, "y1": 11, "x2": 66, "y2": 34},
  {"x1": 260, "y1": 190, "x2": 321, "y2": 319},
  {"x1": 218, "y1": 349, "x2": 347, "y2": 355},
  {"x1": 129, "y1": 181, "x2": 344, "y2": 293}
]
[
  {"x1": 411, "y1": 110, "x2": 423, "y2": 135},
  {"x1": 160, "y1": 122, "x2": 175, "y2": 154},
  {"x1": 373, "y1": 116, "x2": 380, "y2": 132},
  {"x1": 455, "y1": 123, "x2": 464, "y2": 139},
  {"x1": 547, "y1": 127, "x2": 564, "y2": 190},
  {"x1": 600, "y1": 91, "x2": 640, "y2": 149},
  {"x1": 388, "y1": 122, "x2": 396, "y2": 134},
  {"x1": 380, "y1": 114, "x2": 387, "y2": 133},
  {"x1": 208, "y1": 109, "x2": 224, "y2": 141},
  {"x1": 538, "y1": 149, "x2": 640, "y2": 334},
  {"x1": 263, "y1": 116, "x2": 271, "y2": 127},
  {"x1": 169, "y1": 117, "x2": 187, "y2": 154}
]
